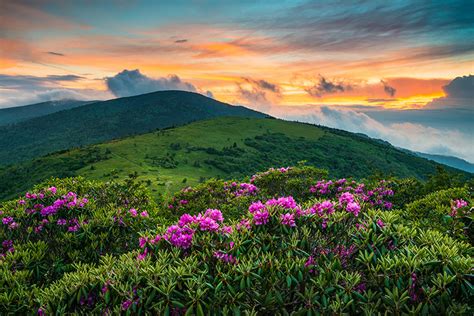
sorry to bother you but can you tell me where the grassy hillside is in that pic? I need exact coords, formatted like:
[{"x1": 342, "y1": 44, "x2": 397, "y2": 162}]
[
  {"x1": 0, "y1": 91, "x2": 266, "y2": 165},
  {"x1": 1, "y1": 116, "x2": 467, "y2": 201},
  {"x1": 0, "y1": 99, "x2": 92, "y2": 126}
]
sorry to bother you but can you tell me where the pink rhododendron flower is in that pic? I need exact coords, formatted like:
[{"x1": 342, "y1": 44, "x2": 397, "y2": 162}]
[
  {"x1": 339, "y1": 192, "x2": 354, "y2": 205},
  {"x1": 221, "y1": 225, "x2": 233, "y2": 234},
  {"x1": 204, "y1": 209, "x2": 223, "y2": 222},
  {"x1": 455, "y1": 199, "x2": 468, "y2": 209},
  {"x1": 214, "y1": 251, "x2": 238, "y2": 264},
  {"x1": 253, "y1": 209, "x2": 269, "y2": 225},
  {"x1": 236, "y1": 219, "x2": 251, "y2": 231},
  {"x1": 2, "y1": 217, "x2": 13, "y2": 225},
  {"x1": 178, "y1": 214, "x2": 195, "y2": 227},
  {"x1": 140, "y1": 211, "x2": 149, "y2": 218},
  {"x1": 129, "y1": 208, "x2": 138, "y2": 217},
  {"x1": 248, "y1": 201, "x2": 265, "y2": 214},
  {"x1": 199, "y1": 217, "x2": 219, "y2": 232},
  {"x1": 280, "y1": 213, "x2": 296, "y2": 227},
  {"x1": 122, "y1": 300, "x2": 132, "y2": 310},
  {"x1": 48, "y1": 186, "x2": 57, "y2": 194},
  {"x1": 139, "y1": 237, "x2": 148, "y2": 248},
  {"x1": 376, "y1": 219, "x2": 385, "y2": 228},
  {"x1": 346, "y1": 202, "x2": 361, "y2": 216}
]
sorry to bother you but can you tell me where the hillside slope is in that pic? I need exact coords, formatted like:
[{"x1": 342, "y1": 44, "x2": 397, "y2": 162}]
[
  {"x1": 1, "y1": 117, "x2": 466, "y2": 201},
  {"x1": 0, "y1": 99, "x2": 93, "y2": 126},
  {"x1": 415, "y1": 152, "x2": 474, "y2": 173},
  {"x1": 0, "y1": 91, "x2": 267, "y2": 165}
]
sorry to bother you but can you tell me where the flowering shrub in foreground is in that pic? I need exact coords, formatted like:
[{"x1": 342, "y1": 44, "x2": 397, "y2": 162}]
[
  {"x1": 0, "y1": 177, "x2": 162, "y2": 311},
  {"x1": 1, "y1": 167, "x2": 472, "y2": 314}
]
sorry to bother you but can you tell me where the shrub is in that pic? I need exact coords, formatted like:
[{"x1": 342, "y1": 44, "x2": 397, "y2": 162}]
[
  {"x1": 0, "y1": 177, "x2": 163, "y2": 313},
  {"x1": 1, "y1": 167, "x2": 472, "y2": 314}
]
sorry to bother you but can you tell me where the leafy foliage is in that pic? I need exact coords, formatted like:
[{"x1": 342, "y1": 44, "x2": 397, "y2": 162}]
[{"x1": 1, "y1": 165, "x2": 472, "y2": 314}]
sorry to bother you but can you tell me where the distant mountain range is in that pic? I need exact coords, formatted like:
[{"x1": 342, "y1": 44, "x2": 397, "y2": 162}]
[
  {"x1": 0, "y1": 99, "x2": 94, "y2": 126},
  {"x1": 0, "y1": 91, "x2": 267, "y2": 166},
  {"x1": 414, "y1": 152, "x2": 474, "y2": 173}
]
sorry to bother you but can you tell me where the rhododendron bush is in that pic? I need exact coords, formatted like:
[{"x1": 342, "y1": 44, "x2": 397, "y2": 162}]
[{"x1": 0, "y1": 166, "x2": 473, "y2": 314}]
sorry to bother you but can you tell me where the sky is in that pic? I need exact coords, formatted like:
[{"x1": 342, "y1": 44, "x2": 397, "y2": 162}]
[{"x1": 0, "y1": 0, "x2": 473, "y2": 161}]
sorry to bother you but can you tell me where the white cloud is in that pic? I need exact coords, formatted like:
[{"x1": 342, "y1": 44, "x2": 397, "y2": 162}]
[{"x1": 268, "y1": 105, "x2": 474, "y2": 163}]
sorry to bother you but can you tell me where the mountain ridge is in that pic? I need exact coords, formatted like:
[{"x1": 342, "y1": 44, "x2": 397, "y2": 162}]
[{"x1": 0, "y1": 90, "x2": 268, "y2": 166}]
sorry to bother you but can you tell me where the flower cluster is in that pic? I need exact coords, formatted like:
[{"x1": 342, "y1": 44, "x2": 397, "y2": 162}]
[
  {"x1": 214, "y1": 251, "x2": 238, "y2": 264},
  {"x1": 250, "y1": 166, "x2": 292, "y2": 183},
  {"x1": 310, "y1": 179, "x2": 394, "y2": 210},
  {"x1": 1, "y1": 188, "x2": 91, "y2": 238},
  {"x1": 224, "y1": 182, "x2": 259, "y2": 197},
  {"x1": 450, "y1": 199, "x2": 468, "y2": 217},
  {"x1": 138, "y1": 209, "x2": 231, "y2": 260}
]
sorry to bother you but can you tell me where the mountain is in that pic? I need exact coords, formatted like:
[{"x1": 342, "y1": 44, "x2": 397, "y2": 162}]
[
  {"x1": 415, "y1": 152, "x2": 474, "y2": 173},
  {"x1": 0, "y1": 91, "x2": 267, "y2": 166},
  {"x1": 1, "y1": 116, "x2": 468, "y2": 201},
  {"x1": 0, "y1": 99, "x2": 93, "y2": 126}
]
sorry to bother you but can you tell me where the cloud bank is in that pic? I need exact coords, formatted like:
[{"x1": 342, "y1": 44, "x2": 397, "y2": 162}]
[
  {"x1": 268, "y1": 105, "x2": 473, "y2": 163},
  {"x1": 105, "y1": 69, "x2": 198, "y2": 98}
]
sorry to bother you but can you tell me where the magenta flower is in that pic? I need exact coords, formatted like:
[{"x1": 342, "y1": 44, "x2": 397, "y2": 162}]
[
  {"x1": 339, "y1": 192, "x2": 354, "y2": 205},
  {"x1": 48, "y1": 186, "x2": 57, "y2": 195},
  {"x1": 236, "y1": 219, "x2": 251, "y2": 231},
  {"x1": 221, "y1": 225, "x2": 233, "y2": 234},
  {"x1": 214, "y1": 251, "x2": 238, "y2": 264},
  {"x1": 129, "y1": 208, "x2": 138, "y2": 217},
  {"x1": 178, "y1": 214, "x2": 194, "y2": 227},
  {"x1": 253, "y1": 209, "x2": 269, "y2": 225},
  {"x1": 140, "y1": 211, "x2": 149, "y2": 218},
  {"x1": 204, "y1": 209, "x2": 224, "y2": 222},
  {"x1": 139, "y1": 237, "x2": 148, "y2": 248},
  {"x1": 68, "y1": 225, "x2": 79, "y2": 232},
  {"x1": 280, "y1": 213, "x2": 296, "y2": 227},
  {"x1": 248, "y1": 201, "x2": 265, "y2": 214},
  {"x1": 199, "y1": 217, "x2": 219, "y2": 232},
  {"x1": 346, "y1": 202, "x2": 361, "y2": 217},
  {"x1": 137, "y1": 247, "x2": 148, "y2": 261},
  {"x1": 8, "y1": 222, "x2": 19, "y2": 230},
  {"x1": 122, "y1": 300, "x2": 132, "y2": 310},
  {"x1": 2, "y1": 217, "x2": 13, "y2": 225},
  {"x1": 455, "y1": 199, "x2": 468, "y2": 209},
  {"x1": 57, "y1": 219, "x2": 67, "y2": 226},
  {"x1": 376, "y1": 219, "x2": 385, "y2": 228}
]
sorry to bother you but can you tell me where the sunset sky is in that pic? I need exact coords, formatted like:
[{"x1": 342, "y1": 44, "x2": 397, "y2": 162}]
[{"x1": 0, "y1": 1, "x2": 473, "y2": 161}]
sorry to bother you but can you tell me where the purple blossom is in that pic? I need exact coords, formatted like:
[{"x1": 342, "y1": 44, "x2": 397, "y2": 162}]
[
  {"x1": 178, "y1": 214, "x2": 195, "y2": 227},
  {"x1": 214, "y1": 251, "x2": 238, "y2": 264},
  {"x1": 57, "y1": 219, "x2": 67, "y2": 226},
  {"x1": 199, "y1": 217, "x2": 219, "y2": 232},
  {"x1": 248, "y1": 201, "x2": 265, "y2": 214},
  {"x1": 346, "y1": 202, "x2": 361, "y2": 217},
  {"x1": 121, "y1": 300, "x2": 132, "y2": 310},
  {"x1": 129, "y1": 208, "x2": 138, "y2": 217},
  {"x1": 2, "y1": 217, "x2": 13, "y2": 225},
  {"x1": 253, "y1": 209, "x2": 269, "y2": 225},
  {"x1": 48, "y1": 186, "x2": 57, "y2": 195},
  {"x1": 204, "y1": 209, "x2": 223, "y2": 222},
  {"x1": 280, "y1": 213, "x2": 296, "y2": 227}
]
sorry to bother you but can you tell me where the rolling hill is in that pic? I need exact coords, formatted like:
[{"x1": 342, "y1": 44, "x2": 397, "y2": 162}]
[
  {"x1": 0, "y1": 116, "x2": 467, "y2": 201},
  {"x1": 0, "y1": 91, "x2": 267, "y2": 165},
  {"x1": 0, "y1": 99, "x2": 93, "y2": 126}
]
